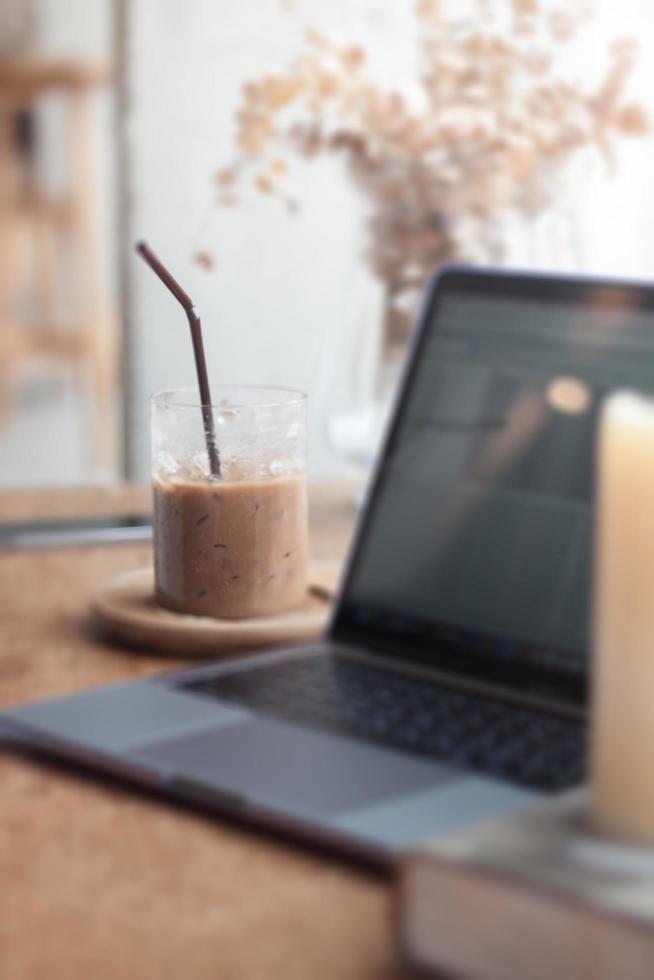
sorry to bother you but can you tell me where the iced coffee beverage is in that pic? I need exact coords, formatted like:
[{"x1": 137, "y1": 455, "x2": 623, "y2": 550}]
[
  {"x1": 153, "y1": 472, "x2": 308, "y2": 618},
  {"x1": 151, "y1": 387, "x2": 308, "y2": 620}
]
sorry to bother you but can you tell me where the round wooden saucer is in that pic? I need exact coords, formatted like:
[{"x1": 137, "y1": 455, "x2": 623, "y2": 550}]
[{"x1": 91, "y1": 560, "x2": 341, "y2": 657}]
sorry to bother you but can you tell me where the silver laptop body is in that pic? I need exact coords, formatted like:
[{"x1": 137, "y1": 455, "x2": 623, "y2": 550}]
[{"x1": 6, "y1": 264, "x2": 644, "y2": 865}]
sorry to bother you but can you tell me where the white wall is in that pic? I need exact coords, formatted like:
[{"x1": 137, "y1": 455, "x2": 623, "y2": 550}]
[{"x1": 571, "y1": 0, "x2": 654, "y2": 279}]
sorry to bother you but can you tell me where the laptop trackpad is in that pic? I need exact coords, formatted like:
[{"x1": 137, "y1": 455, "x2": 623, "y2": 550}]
[{"x1": 132, "y1": 717, "x2": 457, "y2": 817}]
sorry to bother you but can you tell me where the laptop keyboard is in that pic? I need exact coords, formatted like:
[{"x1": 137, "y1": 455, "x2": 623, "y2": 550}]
[{"x1": 183, "y1": 654, "x2": 585, "y2": 792}]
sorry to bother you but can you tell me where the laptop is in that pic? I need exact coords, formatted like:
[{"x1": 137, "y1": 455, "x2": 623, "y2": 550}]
[{"x1": 4, "y1": 265, "x2": 649, "y2": 865}]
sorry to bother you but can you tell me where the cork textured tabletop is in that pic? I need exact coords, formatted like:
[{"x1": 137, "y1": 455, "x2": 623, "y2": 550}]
[{"x1": 0, "y1": 482, "x2": 407, "y2": 980}]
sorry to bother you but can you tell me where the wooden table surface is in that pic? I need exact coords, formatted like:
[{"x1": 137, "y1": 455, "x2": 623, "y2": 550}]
[{"x1": 0, "y1": 483, "x2": 407, "y2": 980}]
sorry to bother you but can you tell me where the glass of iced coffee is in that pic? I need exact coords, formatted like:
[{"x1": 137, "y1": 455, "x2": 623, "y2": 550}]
[{"x1": 151, "y1": 386, "x2": 308, "y2": 619}]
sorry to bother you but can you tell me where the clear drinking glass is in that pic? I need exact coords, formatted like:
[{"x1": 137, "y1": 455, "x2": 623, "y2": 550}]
[{"x1": 151, "y1": 386, "x2": 308, "y2": 619}]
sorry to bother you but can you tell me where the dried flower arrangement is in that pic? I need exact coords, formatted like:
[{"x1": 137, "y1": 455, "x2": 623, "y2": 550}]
[{"x1": 209, "y1": 0, "x2": 647, "y2": 355}]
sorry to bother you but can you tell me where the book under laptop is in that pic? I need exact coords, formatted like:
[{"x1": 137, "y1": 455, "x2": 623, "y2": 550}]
[{"x1": 4, "y1": 265, "x2": 651, "y2": 865}]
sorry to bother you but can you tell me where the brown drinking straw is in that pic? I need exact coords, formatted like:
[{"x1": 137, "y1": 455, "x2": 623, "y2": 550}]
[{"x1": 135, "y1": 241, "x2": 221, "y2": 479}]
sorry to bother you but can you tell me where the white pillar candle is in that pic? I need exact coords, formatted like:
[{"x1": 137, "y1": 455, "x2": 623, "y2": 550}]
[{"x1": 591, "y1": 391, "x2": 654, "y2": 843}]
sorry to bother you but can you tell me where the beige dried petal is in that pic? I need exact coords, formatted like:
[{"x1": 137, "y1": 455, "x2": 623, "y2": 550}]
[
  {"x1": 341, "y1": 46, "x2": 365, "y2": 71},
  {"x1": 237, "y1": 120, "x2": 273, "y2": 154},
  {"x1": 194, "y1": 250, "x2": 215, "y2": 270},
  {"x1": 548, "y1": 11, "x2": 576, "y2": 41},
  {"x1": 610, "y1": 37, "x2": 638, "y2": 63},
  {"x1": 315, "y1": 71, "x2": 339, "y2": 98},
  {"x1": 295, "y1": 126, "x2": 324, "y2": 157},
  {"x1": 306, "y1": 30, "x2": 330, "y2": 49},
  {"x1": 214, "y1": 168, "x2": 235, "y2": 186},
  {"x1": 242, "y1": 81, "x2": 262, "y2": 101},
  {"x1": 264, "y1": 74, "x2": 302, "y2": 109},
  {"x1": 523, "y1": 50, "x2": 553, "y2": 75},
  {"x1": 508, "y1": 146, "x2": 535, "y2": 180},
  {"x1": 255, "y1": 174, "x2": 275, "y2": 193},
  {"x1": 616, "y1": 103, "x2": 649, "y2": 135},
  {"x1": 511, "y1": 0, "x2": 539, "y2": 15},
  {"x1": 416, "y1": 0, "x2": 441, "y2": 20},
  {"x1": 330, "y1": 130, "x2": 367, "y2": 155}
]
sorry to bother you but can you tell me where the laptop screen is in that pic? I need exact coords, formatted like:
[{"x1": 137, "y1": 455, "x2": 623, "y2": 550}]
[{"x1": 333, "y1": 269, "x2": 654, "y2": 706}]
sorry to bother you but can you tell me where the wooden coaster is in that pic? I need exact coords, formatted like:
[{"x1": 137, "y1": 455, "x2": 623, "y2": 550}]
[{"x1": 90, "y1": 560, "x2": 341, "y2": 657}]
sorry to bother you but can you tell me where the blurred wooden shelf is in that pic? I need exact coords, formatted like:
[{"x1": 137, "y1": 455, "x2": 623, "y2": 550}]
[
  {"x1": 0, "y1": 55, "x2": 110, "y2": 107},
  {"x1": 0, "y1": 54, "x2": 117, "y2": 473}
]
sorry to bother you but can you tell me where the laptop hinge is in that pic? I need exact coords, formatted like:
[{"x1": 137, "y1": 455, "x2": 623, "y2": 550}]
[{"x1": 329, "y1": 642, "x2": 585, "y2": 721}]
